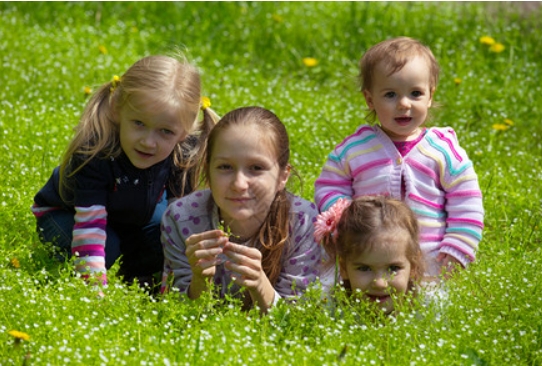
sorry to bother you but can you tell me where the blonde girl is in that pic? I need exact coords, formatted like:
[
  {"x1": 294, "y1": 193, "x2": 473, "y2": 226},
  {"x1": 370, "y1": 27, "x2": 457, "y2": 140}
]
[
  {"x1": 161, "y1": 106, "x2": 321, "y2": 312},
  {"x1": 32, "y1": 55, "x2": 219, "y2": 290}
]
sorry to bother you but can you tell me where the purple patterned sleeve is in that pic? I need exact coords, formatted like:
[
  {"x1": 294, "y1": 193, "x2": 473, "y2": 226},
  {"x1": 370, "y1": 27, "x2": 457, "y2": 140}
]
[
  {"x1": 274, "y1": 197, "x2": 321, "y2": 298},
  {"x1": 160, "y1": 191, "x2": 212, "y2": 294}
]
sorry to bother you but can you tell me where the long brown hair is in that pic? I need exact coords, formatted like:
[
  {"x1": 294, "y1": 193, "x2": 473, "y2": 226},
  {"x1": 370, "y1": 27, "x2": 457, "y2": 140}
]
[
  {"x1": 199, "y1": 106, "x2": 291, "y2": 287},
  {"x1": 59, "y1": 54, "x2": 219, "y2": 199}
]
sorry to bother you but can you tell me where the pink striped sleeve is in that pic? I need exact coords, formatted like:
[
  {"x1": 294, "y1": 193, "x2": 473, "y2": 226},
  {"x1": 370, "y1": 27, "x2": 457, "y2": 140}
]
[{"x1": 72, "y1": 205, "x2": 107, "y2": 285}]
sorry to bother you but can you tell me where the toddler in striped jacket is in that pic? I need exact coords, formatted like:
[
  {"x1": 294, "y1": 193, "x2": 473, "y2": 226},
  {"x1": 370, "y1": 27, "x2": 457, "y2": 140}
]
[{"x1": 314, "y1": 37, "x2": 484, "y2": 279}]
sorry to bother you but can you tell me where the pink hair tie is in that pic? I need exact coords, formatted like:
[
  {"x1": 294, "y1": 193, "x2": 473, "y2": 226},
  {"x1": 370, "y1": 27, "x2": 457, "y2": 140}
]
[{"x1": 314, "y1": 198, "x2": 351, "y2": 244}]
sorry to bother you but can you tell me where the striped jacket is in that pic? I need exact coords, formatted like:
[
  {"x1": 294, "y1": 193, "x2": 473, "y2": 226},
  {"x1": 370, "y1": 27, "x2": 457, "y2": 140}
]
[{"x1": 314, "y1": 125, "x2": 484, "y2": 272}]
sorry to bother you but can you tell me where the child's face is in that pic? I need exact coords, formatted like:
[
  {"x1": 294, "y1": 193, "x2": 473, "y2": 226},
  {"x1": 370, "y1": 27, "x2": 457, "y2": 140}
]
[
  {"x1": 363, "y1": 56, "x2": 433, "y2": 142},
  {"x1": 340, "y1": 232, "x2": 412, "y2": 314},
  {"x1": 118, "y1": 95, "x2": 187, "y2": 169},
  {"x1": 208, "y1": 124, "x2": 290, "y2": 236}
]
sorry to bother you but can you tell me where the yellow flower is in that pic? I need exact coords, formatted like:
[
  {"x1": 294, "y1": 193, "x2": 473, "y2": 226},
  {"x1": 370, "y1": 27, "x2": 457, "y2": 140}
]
[
  {"x1": 504, "y1": 118, "x2": 514, "y2": 126},
  {"x1": 453, "y1": 77, "x2": 462, "y2": 85},
  {"x1": 98, "y1": 45, "x2": 108, "y2": 54},
  {"x1": 489, "y1": 43, "x2": 505, "y2": 53},
  {"x1": 200, "y1": 96, "x2": 211, "y2": 110},
  {"x1": 272, "y1": 14, "x2": 283, "y2": 23},
  {"x1": 10, "y1": 257, "x2": 20, "y2": 268},
  {"x1": 492, "y1": 123, "x2": 509, "y2": 131},
  {"x1": 302, "y1": 57, "x2": 318, "y2": 67},
  {"x1": 83, "y1": 86, "x2": 92, "y2": 95},
  {"x1": 479, "y1": 36, "x2": 495, "y2": 46},
  {"x1": 8, "y1": 330, "x2": 30, "y2": 341}
]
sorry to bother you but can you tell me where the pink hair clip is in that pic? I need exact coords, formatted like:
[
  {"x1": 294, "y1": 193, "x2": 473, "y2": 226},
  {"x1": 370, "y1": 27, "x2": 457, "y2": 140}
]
[{"x1": 314, "y1": 198, "x2": 351, "y2": 244}]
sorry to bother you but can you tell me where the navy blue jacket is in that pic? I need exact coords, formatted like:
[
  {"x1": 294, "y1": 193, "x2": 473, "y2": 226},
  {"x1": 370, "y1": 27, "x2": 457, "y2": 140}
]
[{"x1": 34, "y1": 152, "x2": 192, "y2": 227}]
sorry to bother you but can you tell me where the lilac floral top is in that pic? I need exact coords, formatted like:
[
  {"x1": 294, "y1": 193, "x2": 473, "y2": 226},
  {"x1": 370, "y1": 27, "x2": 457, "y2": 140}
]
[{"x1": 160, "y1": 189, "x2": 321, "y2": 301}]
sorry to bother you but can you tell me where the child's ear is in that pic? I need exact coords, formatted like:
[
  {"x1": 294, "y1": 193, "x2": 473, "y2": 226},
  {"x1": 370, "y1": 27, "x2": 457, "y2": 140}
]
[
  {"x1": 428, "y1": 87, "x2": 436, "y2": 108},
  {"x1": 277, "y1": 165, "x2": 291, "y2": 191},
  {"x1": 363, "y1": 89, "x2": 374, "y2": 110}
]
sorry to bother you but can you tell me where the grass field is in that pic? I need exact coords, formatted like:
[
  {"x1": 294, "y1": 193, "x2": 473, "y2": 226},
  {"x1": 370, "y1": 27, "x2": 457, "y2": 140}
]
[{"x1": 1, "y1": 2, "x2": 541, "y2": 365}]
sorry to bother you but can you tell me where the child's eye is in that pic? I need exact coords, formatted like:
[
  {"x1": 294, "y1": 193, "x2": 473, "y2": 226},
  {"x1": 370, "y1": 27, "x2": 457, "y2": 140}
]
[
  {"x1": 133, "y1": 120, "x2": 144, "y2": 127},
  {"x1": 161, "y1": 128, "x2": 174, "y2": 136},
  {"x1": 250, "y1": 165, "x2": 265, "y2": 171},
  {"x1": 388, "y1": 265, "x2": 401, "y2": 273},
  {"x1": 384, "y1": 91, "x2": 396, "y2": 99},
  {"x1": 217, "y1": 164, "x2": 232, "y2": 170},
  {"x1": 357, "y1": 265, "x2": 371, "y2": 272},
  {"x1": 411, "y1": 90, "x2": 423, "y2": 97}
]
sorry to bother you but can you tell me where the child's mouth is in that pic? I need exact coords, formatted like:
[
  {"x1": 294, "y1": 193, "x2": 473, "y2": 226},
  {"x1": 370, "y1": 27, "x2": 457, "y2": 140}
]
[
  {"x1": 395, "y1": 117, "x2": 412, "y2": 126},
  {"x1": 136, "y1": 150, "x2": 153, "y2": 158},
  {"x1": 367, "y1": 294, "x2": 390, "y2": 303}
]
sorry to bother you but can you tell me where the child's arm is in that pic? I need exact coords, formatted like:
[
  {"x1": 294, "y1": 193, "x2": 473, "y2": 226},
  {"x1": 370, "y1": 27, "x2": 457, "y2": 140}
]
[
  {"x1": 222, "y1": 242, "x2": 277, "y2": 312},
  {"x1": 160, "y1": 203, "x2": 226, "y2": 296},
  {"x1": 70, "y1": 157, "x2": 112, "y2": 286},
  {"x1": 71, "y1": 205, "x2": 107, "y2": 286},
  {"x1": 436, "y1": 129, "x2": 485, "y2": 267},
  {"x1": 184, "y1": 230, "x2": 227, "y2": 299},
  {"x1": 314, "y1": 148, "x2": 354, "y2": 212}
]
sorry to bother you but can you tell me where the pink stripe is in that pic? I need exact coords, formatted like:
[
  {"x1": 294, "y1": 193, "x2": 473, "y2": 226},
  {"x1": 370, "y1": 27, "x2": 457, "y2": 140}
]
[
  {"x1": 319, "y1": 192, "x2": 340, "y2": 210},
  {"x1": 315, "y1": 178, "x2": 352, "y2": 187},
  {"x1": 439, "y1": 242, "x2": 475, "y2": 261},
  {"x1": 76, "y1": 207, "x2": 107, "y2": 218},
  {"x1": 409, "y1": 194, "x2": 444, "y2": 209},
  {"x1": 74, "y1": 218, "x2": 107, "y2": 226},
  {"x1": 73, "y1": 233, "x2": 106, "y2": 241},
  {"x1": 407, "y1": 159, "x2": 439, "y2": 182},
  {"x1": 336, "y1": 126, "x2": 374, "y2": 149},
  {"x1": 420, "y1": 234, "x2": 442, "y2": 241},
  {"x1": 72, "y1": 244, "x2": 105, "y2": 251},
  {"x1": 447, "y1": 217, "x2": 484, "y2": 228},
  {"x1": 434, "y1": 130, "x2": 462, "y2": 162},
  {"x1": 351, "y1": 158, "x2": 391, "y2": 176},
  {"x1": 446, "y1": 190, "x2": 482, "y2": 198}
]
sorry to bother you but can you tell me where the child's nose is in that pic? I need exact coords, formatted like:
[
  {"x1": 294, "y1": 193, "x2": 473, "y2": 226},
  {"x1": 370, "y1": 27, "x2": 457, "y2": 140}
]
[
  {"x1": 372, "y1": 275, "x2": 388, "y2": 289},
  {"x1": 232, "y1": 171, "x2": 249, "y2": 190},
  {"x1": 141, "y1": 132, "x2": 157, "y2": 148},
  {"x1": 397, "y1": 96, "x2": 411, "y2": 109}
]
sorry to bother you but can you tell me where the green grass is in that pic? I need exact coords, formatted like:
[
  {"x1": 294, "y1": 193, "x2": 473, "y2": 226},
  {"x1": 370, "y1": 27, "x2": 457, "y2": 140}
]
[{"x1": 1, "y1": 2, "x2": 541, "y2": 364}]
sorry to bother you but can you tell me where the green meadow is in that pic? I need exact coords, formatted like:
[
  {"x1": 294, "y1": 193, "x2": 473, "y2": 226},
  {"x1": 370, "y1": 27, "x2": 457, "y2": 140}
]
[{"x1": 1, "y1": 2, "x2": 541, "y2": 364}]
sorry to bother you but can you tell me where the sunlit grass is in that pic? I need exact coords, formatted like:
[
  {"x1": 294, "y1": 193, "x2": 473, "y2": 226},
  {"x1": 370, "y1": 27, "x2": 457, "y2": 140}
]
[{"x1": 1, "y1": 2, "x2": 541, "y2": 364}]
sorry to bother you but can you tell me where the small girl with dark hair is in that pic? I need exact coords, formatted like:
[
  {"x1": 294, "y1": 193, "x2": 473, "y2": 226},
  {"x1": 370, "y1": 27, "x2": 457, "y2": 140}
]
[
  {"x1": 161, "y1": 106, "x2": 321, "y2": 312},
  {"x1": 32, "y1": 55, "x2": 219, "y2": 289},
  {"x1": 315, "y1": 196, "x2": 425, "y2": 314}
]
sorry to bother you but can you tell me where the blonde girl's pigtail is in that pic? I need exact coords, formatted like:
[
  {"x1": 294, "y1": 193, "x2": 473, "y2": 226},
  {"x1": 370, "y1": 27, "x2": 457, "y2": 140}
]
[
  {"x1": 172, "y1": 96, "x2": 220, "y2": 197},
  {"x1": 59, "y1": 78, "x2": 121, "y2": 201}
]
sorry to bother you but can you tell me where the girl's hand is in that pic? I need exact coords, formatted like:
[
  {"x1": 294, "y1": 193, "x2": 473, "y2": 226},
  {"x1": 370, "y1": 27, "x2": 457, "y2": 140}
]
[
  {"x1": 437, "y1": 253, "x2": 463, "y2": 279},
  {"x1": 223, "y1": 242, "x2": 275, "y2": 311},
  {"x1": 185, "y1": 230, "x2": 228, "y2": 280}
]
